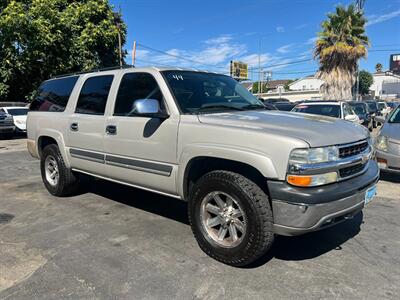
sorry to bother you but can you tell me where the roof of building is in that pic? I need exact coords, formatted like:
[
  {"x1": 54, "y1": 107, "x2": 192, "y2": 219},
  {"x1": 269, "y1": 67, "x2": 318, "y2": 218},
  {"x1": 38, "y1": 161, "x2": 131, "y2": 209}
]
[
  {"x1": 265, "y1": 80, "x2": 292, "y2": 89},
  {"x1": 240, "y1": 82, "x2": 253, "y2": 90}
]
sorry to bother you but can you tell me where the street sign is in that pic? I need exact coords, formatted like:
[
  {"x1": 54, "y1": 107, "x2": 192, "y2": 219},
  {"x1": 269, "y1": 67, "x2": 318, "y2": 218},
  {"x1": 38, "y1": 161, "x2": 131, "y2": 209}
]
[{"x1": 230, "y1": 61, "x2": 248, "y2": 80}]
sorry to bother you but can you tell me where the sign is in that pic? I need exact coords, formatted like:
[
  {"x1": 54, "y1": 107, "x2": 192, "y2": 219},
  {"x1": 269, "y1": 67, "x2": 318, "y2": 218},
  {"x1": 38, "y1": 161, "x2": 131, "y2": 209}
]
[
  {"x1": 390, "y1": 54, "x2": 400, "y2": 74},
  {"x1": 230, "y1": 61, "x2": 248, "y2": 80}
]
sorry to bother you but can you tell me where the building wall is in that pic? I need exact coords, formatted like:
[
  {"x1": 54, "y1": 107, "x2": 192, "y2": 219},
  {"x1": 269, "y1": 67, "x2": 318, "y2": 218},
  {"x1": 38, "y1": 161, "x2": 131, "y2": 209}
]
[
  {"x1": 370, "y1": 73, "x2": 400, "y2": 99},
  {"x1": 289, "y1": 77, "x2": 324, "y2": 91}
]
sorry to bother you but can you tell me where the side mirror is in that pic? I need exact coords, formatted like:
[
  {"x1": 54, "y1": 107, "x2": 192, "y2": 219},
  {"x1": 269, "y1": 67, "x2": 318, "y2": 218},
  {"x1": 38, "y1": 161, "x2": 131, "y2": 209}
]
[
  {"x1": 344, "y1": 114, "x2": 359, "y2": 123},
  {"x1": 132, "y1": 99, "x2": 168, "y2": 119}
]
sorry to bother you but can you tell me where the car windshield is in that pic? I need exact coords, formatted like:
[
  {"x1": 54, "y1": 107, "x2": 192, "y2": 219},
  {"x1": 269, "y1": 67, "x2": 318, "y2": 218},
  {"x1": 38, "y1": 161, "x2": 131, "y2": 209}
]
[
  {"x1": 292, "y1": 104, "x2": 341, "y2": 118},
  {"x1": 366, "y1": 102, "x2": 377, "y2": 111},
  {"x1": 7, "y1": 108, "x2": 28, "y2": 116},
  {"x1": 388, "y1": 106, "x2": 400, "y2": 123},
  {"x1": 378, "y1": 103, "x2": 386, "y2": 110},
  {"x1": 162, "y1": 71, "x2": 265, "y2": 114},
  {"x1": 349, "y1": 103, "x2": 366, "y2": 114}
]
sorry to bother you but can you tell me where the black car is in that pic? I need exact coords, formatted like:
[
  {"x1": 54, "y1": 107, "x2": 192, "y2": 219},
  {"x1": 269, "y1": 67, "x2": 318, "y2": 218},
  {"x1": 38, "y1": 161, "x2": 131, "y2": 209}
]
[
  {"x1": 263, "y1": 98, "x2": 290, "y2": 104},
  {"x1": 348, "y1": 101, "x2": 372, "y2": 131},
  {"x1": 273, "y1": 101, "x2": 296, "y2": 111},
  {"x1": 363, "y1": 100, "x2": 380, "y2": 128}
]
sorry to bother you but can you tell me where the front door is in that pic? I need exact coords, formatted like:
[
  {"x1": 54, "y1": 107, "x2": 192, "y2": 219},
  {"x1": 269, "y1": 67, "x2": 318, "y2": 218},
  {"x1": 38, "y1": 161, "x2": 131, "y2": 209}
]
[
  {"x1": 67, "y1": 74, "x2": 114, "y2": 175},
  {"x1": 103, "y1": 72, "x2": 179, "y2": 195}
]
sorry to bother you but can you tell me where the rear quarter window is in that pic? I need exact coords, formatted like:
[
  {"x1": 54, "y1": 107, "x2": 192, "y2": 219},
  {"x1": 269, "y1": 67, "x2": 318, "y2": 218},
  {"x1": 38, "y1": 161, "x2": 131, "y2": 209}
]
[{"x1": 30, "y1": 76, "x2": 79, "y2": 112}]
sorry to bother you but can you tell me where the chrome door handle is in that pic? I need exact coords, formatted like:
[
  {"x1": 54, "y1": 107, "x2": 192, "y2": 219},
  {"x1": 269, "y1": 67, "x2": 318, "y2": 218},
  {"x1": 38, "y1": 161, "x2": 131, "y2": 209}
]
[{"x1": 70, "y1": 123, "x2": 79, "y2": 131}]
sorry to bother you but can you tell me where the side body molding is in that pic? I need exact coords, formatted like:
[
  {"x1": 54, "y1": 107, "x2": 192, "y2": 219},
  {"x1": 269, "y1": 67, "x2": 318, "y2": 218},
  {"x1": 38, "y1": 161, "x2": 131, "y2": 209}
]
[{"x1": 177, "y1": 143, "x2": 279, "y2": 199}]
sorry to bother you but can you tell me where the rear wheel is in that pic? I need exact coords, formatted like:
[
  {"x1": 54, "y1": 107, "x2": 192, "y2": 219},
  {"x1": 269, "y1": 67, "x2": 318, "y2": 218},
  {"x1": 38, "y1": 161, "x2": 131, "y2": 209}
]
[
  {"x1": 40, "y1": 144, "x2": 80, "y2": 196},
  {"x1": 189, "y1": 170, "x2": 274, "y2": 267}
]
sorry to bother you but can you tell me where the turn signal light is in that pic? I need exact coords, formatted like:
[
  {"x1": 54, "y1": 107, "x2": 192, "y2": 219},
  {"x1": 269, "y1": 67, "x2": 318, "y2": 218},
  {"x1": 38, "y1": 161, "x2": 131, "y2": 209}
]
[{"x1": 287, "y1": 172, "x2": 338, "y2": 187}]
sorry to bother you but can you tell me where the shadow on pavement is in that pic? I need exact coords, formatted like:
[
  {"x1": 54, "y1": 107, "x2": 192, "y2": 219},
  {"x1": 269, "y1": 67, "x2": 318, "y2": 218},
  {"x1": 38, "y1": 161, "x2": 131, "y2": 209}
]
[
  {"x1": 379, "y1": 170, "x2": 400, "y2": 183},
  {"x1": 87, "y1": 178, "x2": 363, "y2": 268}
]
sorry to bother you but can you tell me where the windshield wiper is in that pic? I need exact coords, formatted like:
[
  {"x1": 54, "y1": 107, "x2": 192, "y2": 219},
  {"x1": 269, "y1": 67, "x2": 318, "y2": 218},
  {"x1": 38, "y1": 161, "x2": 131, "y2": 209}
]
[
  {"x1": 196, "y1": 104, "x2": 244, "y2": 113},
  {"x1": 240, "y1": 104, "x2": 267, "y2": 110}
]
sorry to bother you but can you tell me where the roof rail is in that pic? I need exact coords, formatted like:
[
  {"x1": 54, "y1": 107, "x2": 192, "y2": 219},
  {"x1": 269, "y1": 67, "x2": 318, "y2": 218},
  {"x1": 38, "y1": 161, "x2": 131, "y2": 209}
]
[{"x1": 51, "y1": 64, "x2": 135, "y2": 79}]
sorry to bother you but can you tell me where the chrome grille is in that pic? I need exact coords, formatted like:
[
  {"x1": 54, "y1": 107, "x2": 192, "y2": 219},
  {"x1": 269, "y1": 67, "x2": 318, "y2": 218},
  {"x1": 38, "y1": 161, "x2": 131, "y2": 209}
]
[{"x1": 339, "y1": 140, "x2": 368, "y2": 158}]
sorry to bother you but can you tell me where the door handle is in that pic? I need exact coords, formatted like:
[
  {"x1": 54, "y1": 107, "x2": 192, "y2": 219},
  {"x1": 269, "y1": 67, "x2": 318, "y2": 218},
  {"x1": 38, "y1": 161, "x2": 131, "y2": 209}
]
[
  {"x1": 106, "y1": 125, "x2": 117, "y2": 135},
  {"x1": 70, "y1": 123, "x2": 79, "y2": 131}
]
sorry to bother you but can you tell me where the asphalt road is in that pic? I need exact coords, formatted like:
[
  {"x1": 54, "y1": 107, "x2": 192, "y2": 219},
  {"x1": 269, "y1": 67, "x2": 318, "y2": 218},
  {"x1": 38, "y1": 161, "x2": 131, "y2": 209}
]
[{"x1": 0, "y1": 138, "x2": 399, "y2": 300}]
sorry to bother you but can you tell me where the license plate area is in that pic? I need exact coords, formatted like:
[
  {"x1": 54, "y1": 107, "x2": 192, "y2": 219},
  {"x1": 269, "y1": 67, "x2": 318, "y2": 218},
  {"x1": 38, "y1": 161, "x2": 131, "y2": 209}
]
[{"x1": 365, "y1": 185, "x2": 377, "y2": 205}]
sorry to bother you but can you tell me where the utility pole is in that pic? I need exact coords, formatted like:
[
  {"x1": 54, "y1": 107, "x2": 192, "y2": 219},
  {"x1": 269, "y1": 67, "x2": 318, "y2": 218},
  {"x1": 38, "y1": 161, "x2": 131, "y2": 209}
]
[
  {"x1": 113, "y1": 9, "x2": 123, "y2": 67},
  {"x1": 132, "y1": 40, "x2": 137, "y2": 66},
  {"x1": 258, "y1": 39, "x2": 262, "y2": 96}
]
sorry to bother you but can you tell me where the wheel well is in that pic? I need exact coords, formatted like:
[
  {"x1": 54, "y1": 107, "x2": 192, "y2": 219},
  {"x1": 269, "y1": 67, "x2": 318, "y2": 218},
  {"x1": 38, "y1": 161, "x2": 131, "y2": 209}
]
[
  {"x1": 183, "y1": 157, "x2": 269, "y2": 200},
  {"x1": 38, "y1": 136, "x2": 58, "y2": 157}
]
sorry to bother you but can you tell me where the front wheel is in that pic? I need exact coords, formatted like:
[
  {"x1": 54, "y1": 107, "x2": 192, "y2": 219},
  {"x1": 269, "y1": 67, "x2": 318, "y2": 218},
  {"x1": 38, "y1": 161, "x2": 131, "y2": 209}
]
[
  {"x1": 40, "y1": 144, "x2": 80, "y2": 197},
  {"x1": 188, "y1": 171, "x2": 274, "y2": 267}
]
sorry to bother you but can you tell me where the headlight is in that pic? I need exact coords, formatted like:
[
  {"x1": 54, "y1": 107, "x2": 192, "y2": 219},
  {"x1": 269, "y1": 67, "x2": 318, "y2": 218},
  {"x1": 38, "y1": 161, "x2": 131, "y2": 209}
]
[
  {"x1": 15, "y1": 119, "x2": 24, "y2": 124},
  {"x1": 376, "y1": 135, "x2": 388, "y2": 152},
  {"x1": 289, "y1": 146, "x2": 339, "y2": 164}
]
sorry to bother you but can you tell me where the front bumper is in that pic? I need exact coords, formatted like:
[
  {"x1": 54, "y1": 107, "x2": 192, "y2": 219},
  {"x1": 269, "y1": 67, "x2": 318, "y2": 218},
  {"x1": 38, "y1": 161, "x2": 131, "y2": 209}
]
[
  {"x1": 376, "y1": 149, "x2": 400, "y2": 173},
  {"x1": 268, "y1": 160, "x2": 379, "y2": 236},
  {"x1": 0, "y1": 126, "x2": 15, "y2": 134}
]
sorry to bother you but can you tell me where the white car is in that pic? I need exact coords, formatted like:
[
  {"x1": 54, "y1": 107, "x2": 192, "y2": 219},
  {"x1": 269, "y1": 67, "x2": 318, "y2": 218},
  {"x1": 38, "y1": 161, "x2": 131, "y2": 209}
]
[
  {"x1": 292, "y1": 101, "x2": 361, "y2": 124},
  {"x1": 0, "y1": 106, "x2": 29, "y2": 133},
  {"x1": 377, "y1": 101, "x2": 391, "y2": 117}
]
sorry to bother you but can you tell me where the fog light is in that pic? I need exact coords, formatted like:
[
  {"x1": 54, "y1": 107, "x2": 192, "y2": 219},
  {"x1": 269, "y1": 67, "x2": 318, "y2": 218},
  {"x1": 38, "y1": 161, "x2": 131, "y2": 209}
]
[{"x1": 377, "y1": 157, "x2": 387, "y2": 169}]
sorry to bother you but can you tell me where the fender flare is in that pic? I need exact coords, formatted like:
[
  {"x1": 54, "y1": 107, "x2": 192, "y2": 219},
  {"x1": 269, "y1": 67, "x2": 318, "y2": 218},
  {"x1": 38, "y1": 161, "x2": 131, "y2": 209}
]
[
  {"x1": 177, "y1": 143, "x2": 279, "y2": 198},
  {"x1": 36, "y1": 129, "x2": 71, "y2": 168}
]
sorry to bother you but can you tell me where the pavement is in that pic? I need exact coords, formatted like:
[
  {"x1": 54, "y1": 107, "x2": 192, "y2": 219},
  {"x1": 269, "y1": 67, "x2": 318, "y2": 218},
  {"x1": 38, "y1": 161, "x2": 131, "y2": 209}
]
[{"x1": 0, "y1": 137, "x2": 399, "y2": 300}]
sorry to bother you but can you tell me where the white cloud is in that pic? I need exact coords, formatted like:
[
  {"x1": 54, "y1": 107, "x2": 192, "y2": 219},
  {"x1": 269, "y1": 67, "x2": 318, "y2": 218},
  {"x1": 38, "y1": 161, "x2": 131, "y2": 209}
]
[
  {"x1": 276, "y1": 26, "x2": 285, "y2": 33},
  {"x1": 204, "y1": 35, "x2": 233, "y2": 45},
  {"x1": 294, "y1": 23, "x2": 308, "y2": 30},
  {"x1": 306, "y1": 37, "x2": 318, "y2": 45},
  {"x1": 367, "y1": 9, "x2": 400, "y2": 26},
  {"x1": 276, "y1": 44, "x2": 294, "y2": 54}
]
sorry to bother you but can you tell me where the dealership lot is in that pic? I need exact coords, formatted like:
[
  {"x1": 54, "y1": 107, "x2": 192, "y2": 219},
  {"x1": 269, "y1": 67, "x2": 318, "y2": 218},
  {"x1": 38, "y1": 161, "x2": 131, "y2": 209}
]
[{"x1": 0, "y1": 138, "x2": 399, "y2": 299}]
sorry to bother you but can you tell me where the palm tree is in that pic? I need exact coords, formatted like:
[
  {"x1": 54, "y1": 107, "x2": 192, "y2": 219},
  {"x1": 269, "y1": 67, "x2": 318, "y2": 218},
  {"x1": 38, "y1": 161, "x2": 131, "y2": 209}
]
[
  {"x1": 315, "y1": 4, "x2": 369, "y2": 100},
  {"x1": 375, "y1": 63, "x2": 383, "y2": 73}
]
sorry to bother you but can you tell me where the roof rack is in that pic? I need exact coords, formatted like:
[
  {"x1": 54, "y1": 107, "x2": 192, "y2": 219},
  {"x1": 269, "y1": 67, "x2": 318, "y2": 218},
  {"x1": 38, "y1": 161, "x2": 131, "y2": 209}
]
[{"x1": 51, "y1": 64, "x2": 135, "y2": 79}]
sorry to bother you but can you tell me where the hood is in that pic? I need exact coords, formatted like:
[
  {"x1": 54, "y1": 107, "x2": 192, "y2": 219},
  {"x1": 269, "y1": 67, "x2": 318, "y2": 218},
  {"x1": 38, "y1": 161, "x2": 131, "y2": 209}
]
[
  {"x1": 198, "y1": 111, "x2": 369, "y2": 147},
  {"x1": 381, "y1": 123, "x2": 400, "y2": 142}
]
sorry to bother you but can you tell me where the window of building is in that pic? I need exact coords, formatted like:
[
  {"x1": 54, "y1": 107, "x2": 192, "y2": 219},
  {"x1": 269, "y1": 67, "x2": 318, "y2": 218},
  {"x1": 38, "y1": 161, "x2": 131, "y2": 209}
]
[
  {"x1": 75, "y1": 75, "x2": 114, "y2": 115},
  {"x1": 114, "y1": 72, "x2": 165, "y2": 116}
]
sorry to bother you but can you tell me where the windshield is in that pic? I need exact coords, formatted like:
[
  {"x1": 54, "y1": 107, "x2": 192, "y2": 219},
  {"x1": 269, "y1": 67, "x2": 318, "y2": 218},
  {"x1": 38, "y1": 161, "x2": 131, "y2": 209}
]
[
  {"x1": 162, "y1": 71, "x2": 265, "y2": 114},
  {"x1": 7, "y1": 108, "x2": 28, "y2": 116},
  {"x1": 366, "y1": 102, "x2": 377, "y2": 111},
  {"x1": 349, "y1": 103, "x2": 366, "y2": 114},
  {"x1": 378, "y1": 102, "x2": 386, "y2": 110},
  {"x1": 292, "y1": 104, "x2": 341, "y2": 118},
  {"x1": 388, "y1": 106, "x2": 400, "y2": 123}
]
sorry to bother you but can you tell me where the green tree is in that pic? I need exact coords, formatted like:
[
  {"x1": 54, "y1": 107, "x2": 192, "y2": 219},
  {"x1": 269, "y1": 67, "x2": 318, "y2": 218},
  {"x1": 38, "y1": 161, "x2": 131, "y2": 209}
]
[
  {"x1": 0, "y1": 0, "x2": 127, "y2": 102},
  {"x1": 314, "y1": 4, "x2": 369, "y2": 100},
  {"x1": 357, "y1": 70, "x2": 373, "y2": 95},
  {"x1": 375, "y1": 63, "x2": 383, "y2": 73}
]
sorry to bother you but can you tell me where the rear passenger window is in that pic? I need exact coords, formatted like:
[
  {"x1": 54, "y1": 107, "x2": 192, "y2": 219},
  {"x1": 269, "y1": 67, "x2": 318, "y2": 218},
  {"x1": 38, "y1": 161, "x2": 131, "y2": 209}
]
[
  {"x1": 30, "y1": 76, "x2": 79, "y2": 112},
  {"x1": 114, "y1": 73, "x2": 165, "y2": 116},
  {"x1": 75, "y1": 75, "x2": 113, "y2": 115}
]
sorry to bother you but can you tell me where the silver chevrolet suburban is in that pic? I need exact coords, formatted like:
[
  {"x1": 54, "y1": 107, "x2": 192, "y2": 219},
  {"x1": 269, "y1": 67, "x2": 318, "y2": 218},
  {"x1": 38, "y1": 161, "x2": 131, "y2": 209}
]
[{"x1": 27, "y1": 67, "x2": 379, "y2": 266}]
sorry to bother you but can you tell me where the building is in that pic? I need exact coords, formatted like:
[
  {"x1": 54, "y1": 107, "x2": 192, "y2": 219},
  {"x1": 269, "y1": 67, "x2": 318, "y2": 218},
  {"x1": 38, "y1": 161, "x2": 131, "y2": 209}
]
[
  {"x1": 370, "y1": 71, "x2": 400, "y2": 100},
  {"x1": 288, "y1": 75, "x2": 324, "y2": 91}
]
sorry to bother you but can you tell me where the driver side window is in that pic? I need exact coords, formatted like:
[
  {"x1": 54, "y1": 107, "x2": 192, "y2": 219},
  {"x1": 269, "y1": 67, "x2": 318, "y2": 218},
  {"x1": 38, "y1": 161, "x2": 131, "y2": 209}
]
[{"x1": 114, "y1": 72, "x2": 165, "y2": 116}]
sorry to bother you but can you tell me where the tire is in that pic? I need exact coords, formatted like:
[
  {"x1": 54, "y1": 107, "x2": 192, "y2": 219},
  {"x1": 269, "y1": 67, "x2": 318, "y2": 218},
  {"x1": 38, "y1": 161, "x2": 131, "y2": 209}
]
[
  {"x1": 40, "y1": 144, "x2": 80, "y2": 197},
  {"x1": 188, "y1": 170, "x2": 274, "y2": 267}
]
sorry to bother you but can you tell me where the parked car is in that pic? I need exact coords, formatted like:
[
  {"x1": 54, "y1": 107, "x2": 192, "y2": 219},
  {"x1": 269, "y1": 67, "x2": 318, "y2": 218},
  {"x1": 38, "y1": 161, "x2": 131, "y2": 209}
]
[
  {"x1": 0, "y1": 111, "x2": 15, "y2": 138},
  {"x1": 348, "y1": 101, "x2": 373, "y2": 131},
  {"x1": 375, "y1": 106, "x2": 400, "y2": 174},
  {"x1": 387, "y1": 101, "x2": 399, "y2": 112},
  {"x1": 377, "y1": 101, "x2": 391, "y2": 117},
  {"x1": 27, "y1": 67, "x2": 378, "y2": 266},
  {"x1": 291, "y1": 101, "x2": 361, "y2": 124},
  {"x1": 0, "y1": 106, "x2": 29, "y2": 133},
  {"x1": 263, "y1": 98, "x2": 290, "y2": 104},
  {"x1": 273, "y1": 101, "x2": 296, "y2": 111},
  {"x1": 364, "y1": 100, "x2": 380, "y2": 128}
]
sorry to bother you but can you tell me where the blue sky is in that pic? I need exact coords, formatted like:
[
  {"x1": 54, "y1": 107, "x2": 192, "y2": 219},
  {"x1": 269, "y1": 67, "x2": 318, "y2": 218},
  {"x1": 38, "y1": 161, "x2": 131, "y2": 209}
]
[{"x1": 110, "y1": 0, "x2": 400, "y2": 80}]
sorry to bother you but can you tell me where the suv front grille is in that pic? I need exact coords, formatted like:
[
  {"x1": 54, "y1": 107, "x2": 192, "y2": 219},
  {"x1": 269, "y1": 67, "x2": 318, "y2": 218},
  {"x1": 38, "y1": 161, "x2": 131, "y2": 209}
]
[
  {"x1": 339, "y1": 140, "x2": 368, "y2": 158},
  {"x1": 339, "y1": 163, "x2": 366, "y2": 178}
]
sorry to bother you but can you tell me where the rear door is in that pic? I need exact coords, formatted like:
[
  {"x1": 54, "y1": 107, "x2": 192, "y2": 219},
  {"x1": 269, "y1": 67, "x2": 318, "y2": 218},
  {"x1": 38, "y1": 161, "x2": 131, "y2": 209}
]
[{"x1": 67, "y1": 74, "x2": 114, "y2": 175}]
